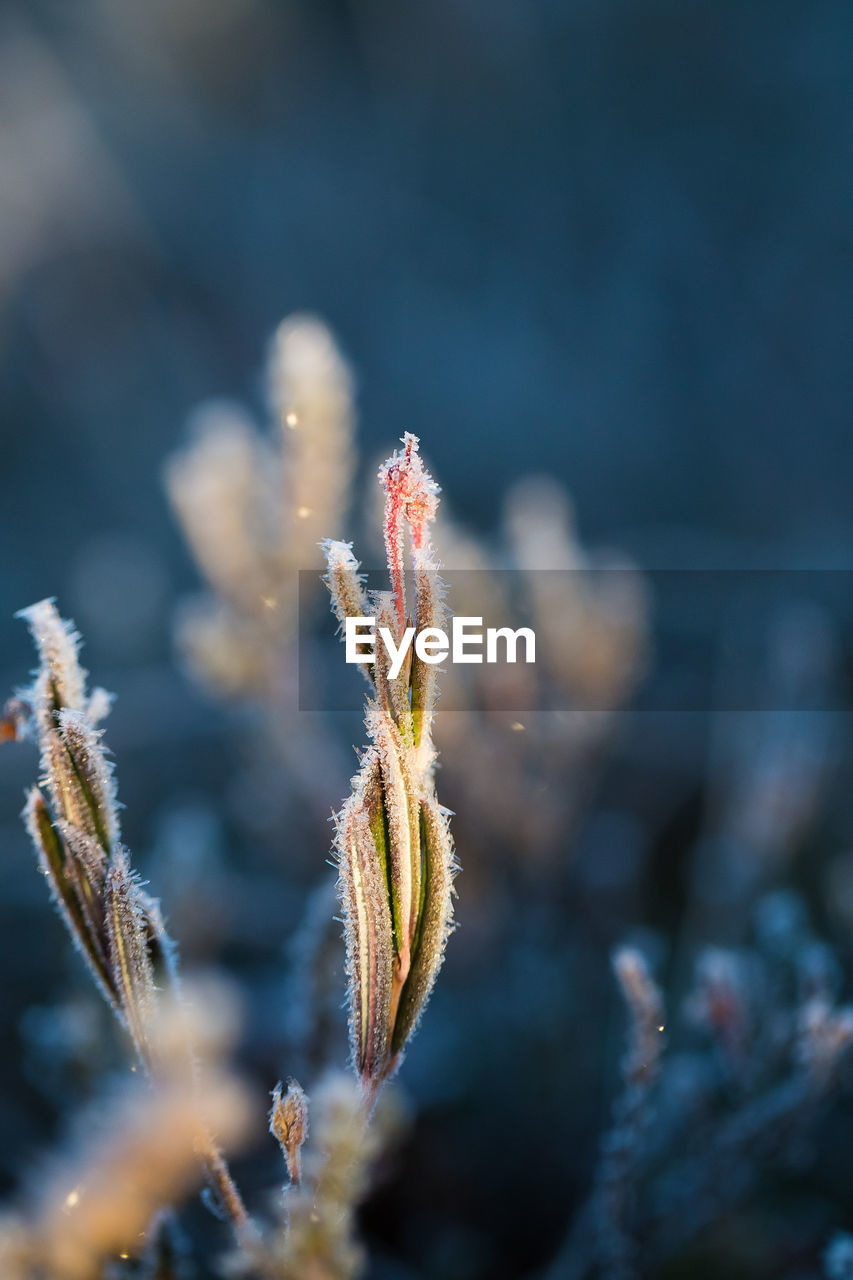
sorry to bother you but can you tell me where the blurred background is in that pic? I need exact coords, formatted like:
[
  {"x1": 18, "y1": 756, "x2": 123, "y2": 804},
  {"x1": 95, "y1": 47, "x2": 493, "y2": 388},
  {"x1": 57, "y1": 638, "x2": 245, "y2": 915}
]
[{"x1": 1, "y1": 2, "x2": 853, "y2": 1278}]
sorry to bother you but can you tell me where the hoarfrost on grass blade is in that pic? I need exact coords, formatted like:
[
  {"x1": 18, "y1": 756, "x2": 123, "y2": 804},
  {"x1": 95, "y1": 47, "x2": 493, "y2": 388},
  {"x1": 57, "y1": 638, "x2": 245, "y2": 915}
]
[
  {"x1": 12, "y1": 599, "x2": 252, "y2": 1241},
  {"x1": 323, "y1": 434, "x2": 456, "y2": 1099}
]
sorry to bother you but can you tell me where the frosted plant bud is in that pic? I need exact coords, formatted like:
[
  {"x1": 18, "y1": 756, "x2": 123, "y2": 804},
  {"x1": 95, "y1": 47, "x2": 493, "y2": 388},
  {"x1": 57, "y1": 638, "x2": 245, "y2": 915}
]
[
  {"x1": 17, "y1": 602, "x2": 120, "y2": 858},
  {"x1": 165, "y1": 315, "x2": 358, "y2": 704},
  {"x1": 325, "y1": 436, "x2": 455, "y2": 1100},
  {"x1": 16, "y1": 603, "x2": 163, "y2": 1067},
  {"x1": 264, "y1": 1071, "x2": 401, "y2": 1279},
  {"x1": 269, "y1": 1079, "x2": 309, "y2": 1186},
  {"x1": 378, "y1": 433, "x2": 440, "y2": 632},
  {"x1": 12, "y1": 602, "x2": 250, "y2": 1237}
]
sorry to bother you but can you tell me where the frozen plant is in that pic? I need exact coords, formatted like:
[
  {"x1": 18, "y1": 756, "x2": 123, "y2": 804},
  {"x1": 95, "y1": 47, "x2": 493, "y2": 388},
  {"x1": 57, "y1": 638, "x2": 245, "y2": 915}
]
[
  {"x1": 245, "y1": 1072, "x2": 403, "y2": 1280},
  {"x1": 269, "y1": 1079, "x2": 308, "y2": 1187},
  {"x1": 323, "y1": 433, "x2": 457, "y2": 1102},
  {"x1": 10, "y1": 600, "x2": 252, "y2": 1243}
]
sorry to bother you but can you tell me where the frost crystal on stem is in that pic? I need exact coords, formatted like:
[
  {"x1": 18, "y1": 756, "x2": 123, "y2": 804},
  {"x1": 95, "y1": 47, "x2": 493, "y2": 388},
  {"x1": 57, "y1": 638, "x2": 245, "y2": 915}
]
[{"x1": 323, "y1": 435, "x2": 455, "y2": 1100}]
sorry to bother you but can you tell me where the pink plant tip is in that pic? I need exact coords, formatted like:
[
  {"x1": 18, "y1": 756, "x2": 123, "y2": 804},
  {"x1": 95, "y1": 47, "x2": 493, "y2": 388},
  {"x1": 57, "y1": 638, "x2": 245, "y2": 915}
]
[{"x1": 378, "y1": 434, "x2": 440, "y2": 631}]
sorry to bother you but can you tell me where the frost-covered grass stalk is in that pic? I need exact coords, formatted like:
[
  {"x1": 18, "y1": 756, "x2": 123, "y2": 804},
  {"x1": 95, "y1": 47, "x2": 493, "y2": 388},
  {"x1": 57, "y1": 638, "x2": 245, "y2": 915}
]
[
  {"x1": 323, "y1": 433, "x2": 456, "y2": 1103},
  {"x1": 11, "y1": 600, "x2": 251, "y2": 1242}
]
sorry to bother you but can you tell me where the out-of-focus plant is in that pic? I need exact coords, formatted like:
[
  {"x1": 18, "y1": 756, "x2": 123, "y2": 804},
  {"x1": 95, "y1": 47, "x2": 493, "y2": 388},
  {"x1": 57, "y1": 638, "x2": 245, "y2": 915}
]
[
  {"x1": 435, "y1": 476, "x2": 649, "y2": 868},
  {"x1": 549, "y1": 899, "x2": 853, "y2": 1280},
  {"x1": 166, "y1": 313, "x2": 355, "y2": 701},
  {"x1": 165, "y1": 314, "x2": 357, "y2": 826},
  {"x1": 686, "y1": 602, "x2": 841, "y2": 942},
  {"x1": 0, "y1": 980, "x2": 252, "y2": 1280}
]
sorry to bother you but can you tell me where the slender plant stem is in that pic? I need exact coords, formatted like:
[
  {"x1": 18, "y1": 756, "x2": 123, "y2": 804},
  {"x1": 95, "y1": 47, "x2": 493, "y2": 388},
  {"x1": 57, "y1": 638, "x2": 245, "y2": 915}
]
[{"x1": 196, "y1": 1128, "x2": 254, "y2": 1240}]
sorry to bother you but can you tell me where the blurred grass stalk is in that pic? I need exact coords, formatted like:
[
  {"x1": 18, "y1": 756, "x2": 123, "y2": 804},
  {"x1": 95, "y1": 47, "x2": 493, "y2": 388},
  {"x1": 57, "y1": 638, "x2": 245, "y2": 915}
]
[
  {"x1": 0, "y1": 982, "x2": 252, "y2": 1280},
  {"x1": 164, "y1": 314, "x2": 355, "y2": 701}
]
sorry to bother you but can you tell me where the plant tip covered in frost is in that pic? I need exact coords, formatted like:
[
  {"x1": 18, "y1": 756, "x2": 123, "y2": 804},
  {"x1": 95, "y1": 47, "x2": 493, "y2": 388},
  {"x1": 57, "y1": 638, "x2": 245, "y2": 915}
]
[
  {"x1": 377, "y1": 433, "x2": 441, "y2": 632},
  {"x1": 269, "y1": 1079, "x2": 309, "y2": 1187},
  {"x1": 10, "y1": 599, "x2": 251, "y2": 1241},
  {"x1": 323, "y1": 434, "x2": 456, "y2": 1102}
]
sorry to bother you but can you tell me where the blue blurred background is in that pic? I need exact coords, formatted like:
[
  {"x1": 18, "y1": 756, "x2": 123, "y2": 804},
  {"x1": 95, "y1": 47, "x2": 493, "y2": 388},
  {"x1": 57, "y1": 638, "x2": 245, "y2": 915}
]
[{"x1": 2, "y1": 0, "x2": 852, "y2": 612}]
